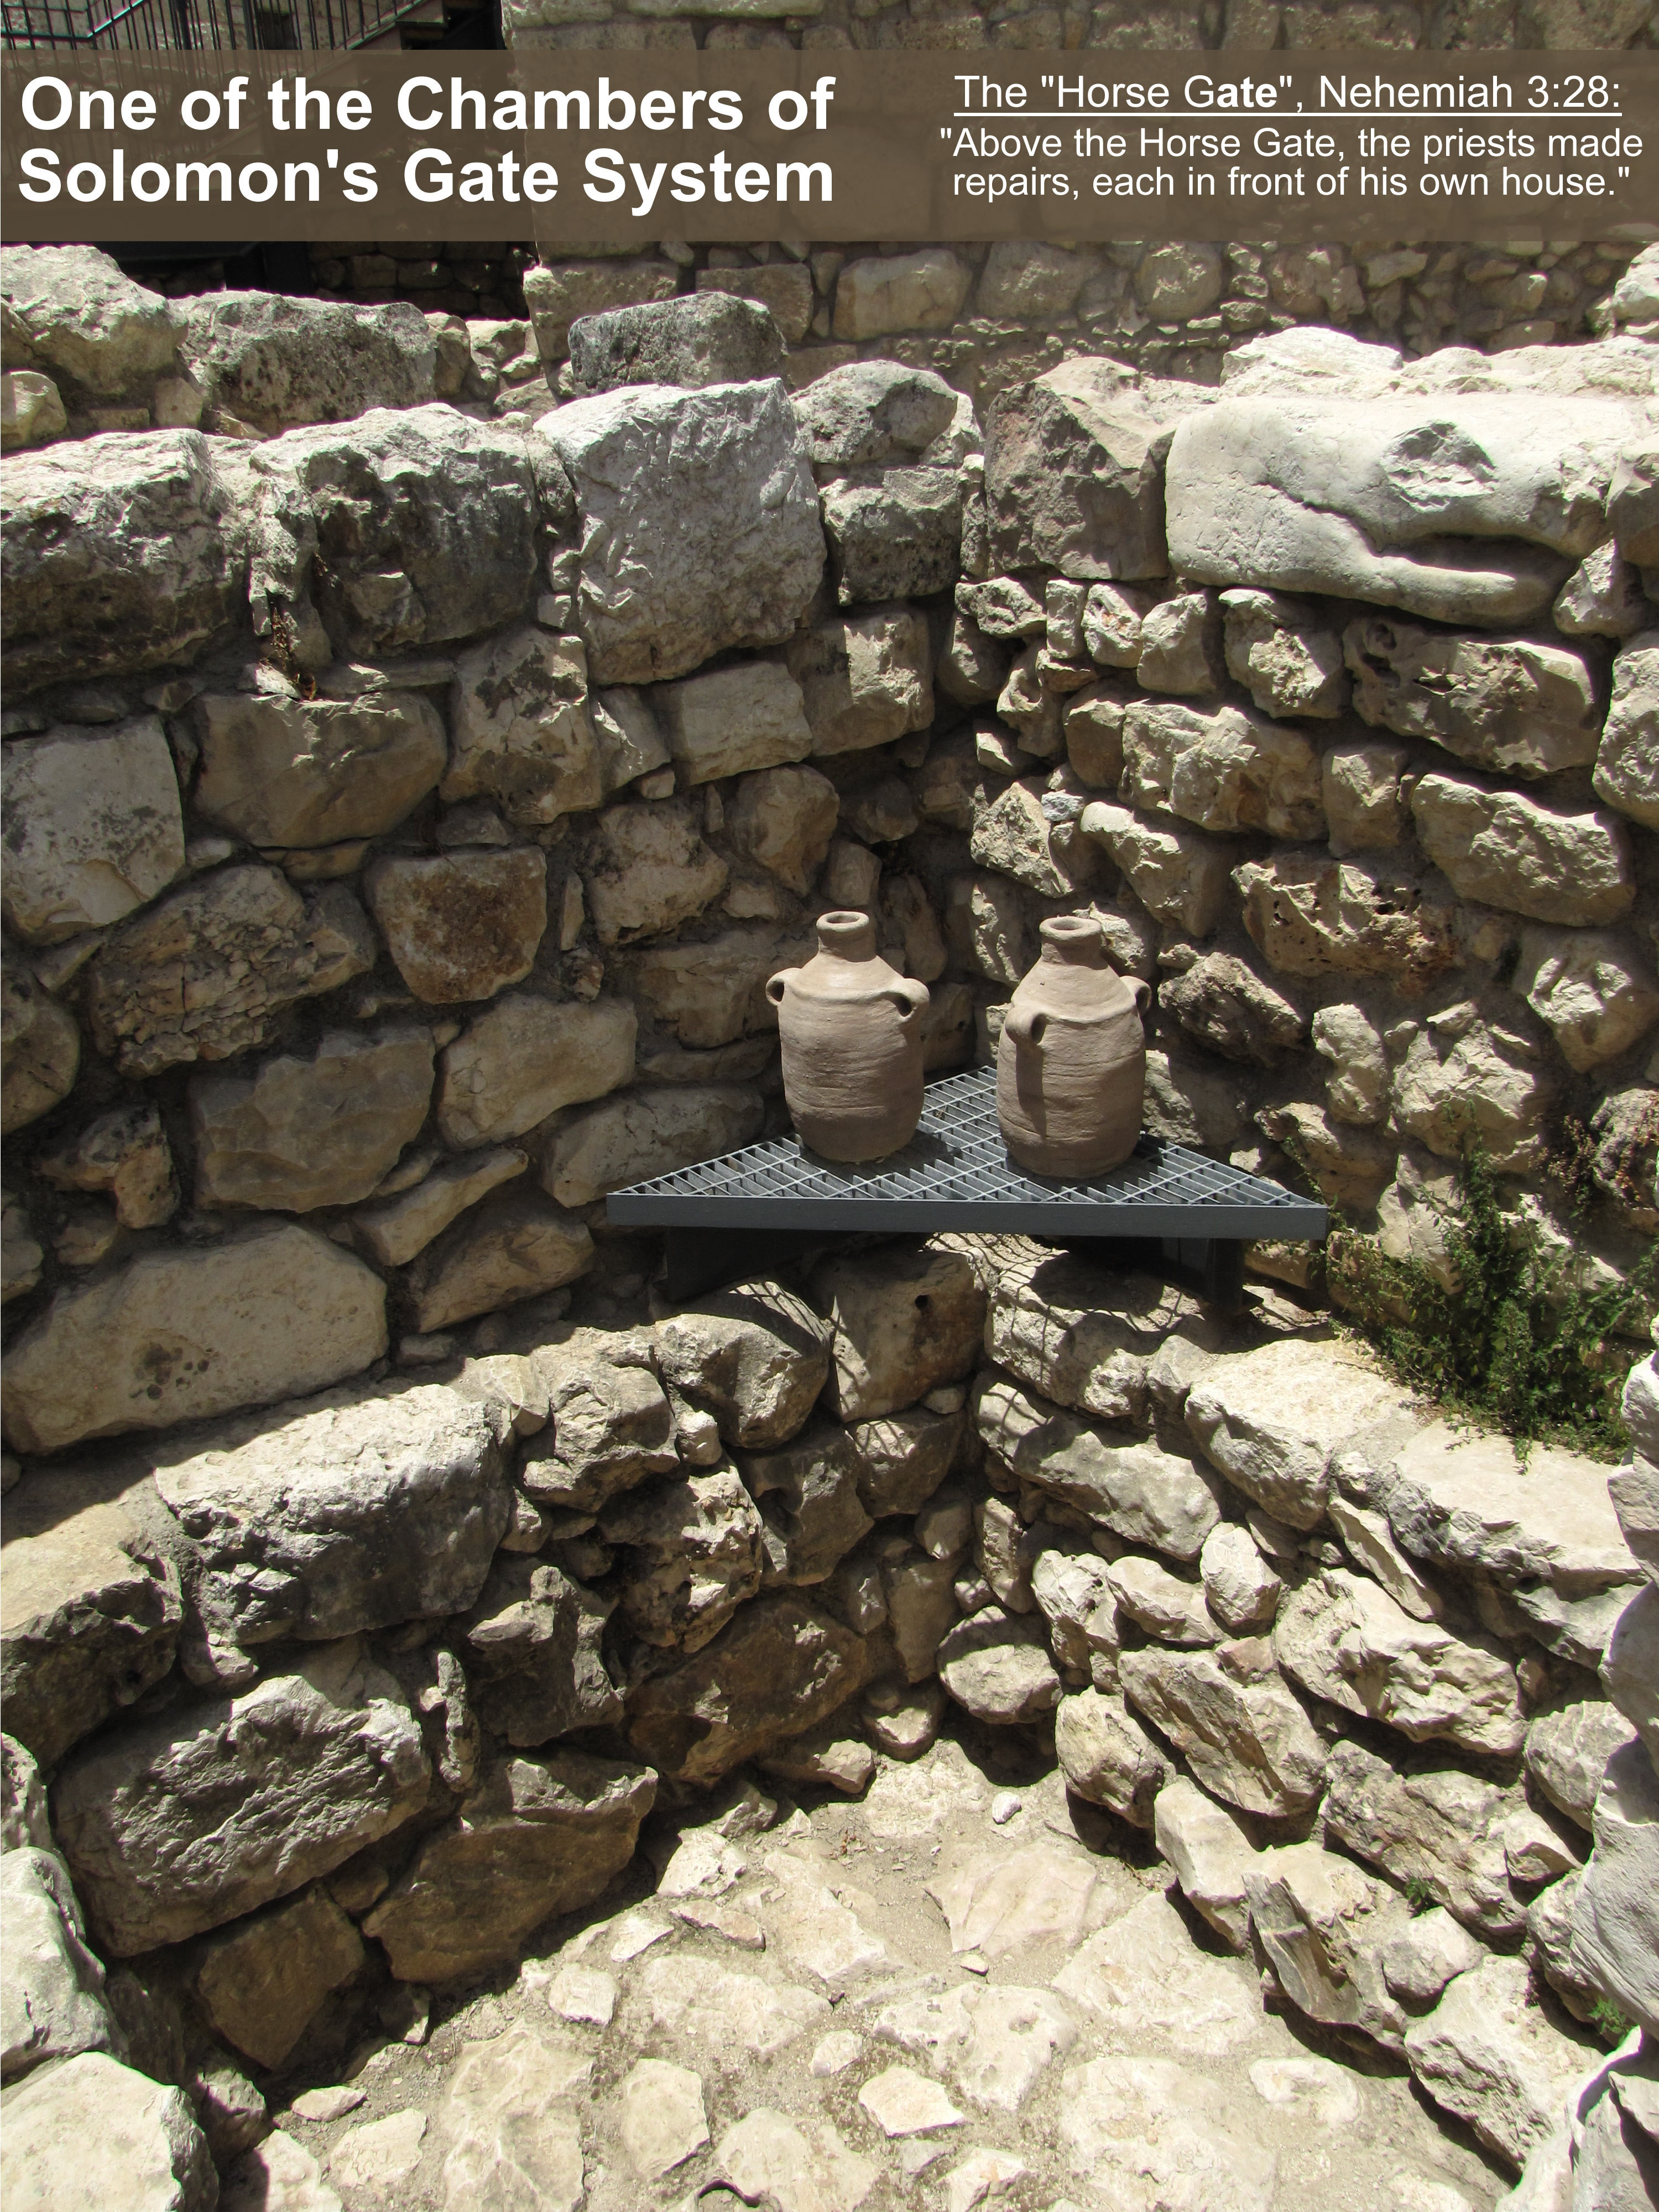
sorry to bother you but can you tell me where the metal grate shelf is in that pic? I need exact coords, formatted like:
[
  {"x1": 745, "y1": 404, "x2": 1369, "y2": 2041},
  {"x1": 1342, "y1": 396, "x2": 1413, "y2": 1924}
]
[{"x1": 609, "y1": 1064, "x2": 1327, "y2": 1241}]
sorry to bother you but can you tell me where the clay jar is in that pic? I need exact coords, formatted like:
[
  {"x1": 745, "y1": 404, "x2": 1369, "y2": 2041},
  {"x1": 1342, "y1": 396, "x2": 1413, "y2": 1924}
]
[
  {"x1": 997, "y1": 915, "x2": 1150, "y2": 1178},
  {"x1": 767, "y1": 911, "x2": 930, "y2": 1162}
]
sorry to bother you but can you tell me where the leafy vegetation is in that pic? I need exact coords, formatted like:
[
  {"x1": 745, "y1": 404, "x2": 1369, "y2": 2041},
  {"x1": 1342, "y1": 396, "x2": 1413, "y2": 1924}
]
[
  {"x1": 1590, "y1": 1995, "x2": 1632, "y2": 2046},
  {"x1": 1402, "y1": 1876, "x2": 1438, "y2": 1916}
]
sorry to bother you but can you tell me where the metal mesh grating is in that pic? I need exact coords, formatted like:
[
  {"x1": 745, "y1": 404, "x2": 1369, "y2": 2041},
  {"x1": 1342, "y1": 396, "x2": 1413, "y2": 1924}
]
[{"x1": 608, "y1": 1065, "x2": 1328, "y2": 1240}]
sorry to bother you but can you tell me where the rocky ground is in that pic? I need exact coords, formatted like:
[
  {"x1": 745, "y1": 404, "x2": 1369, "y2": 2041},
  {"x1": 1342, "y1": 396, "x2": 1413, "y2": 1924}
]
[{"x1": 216, "y1": 1729, "x2": 1514, "y2": 2212}]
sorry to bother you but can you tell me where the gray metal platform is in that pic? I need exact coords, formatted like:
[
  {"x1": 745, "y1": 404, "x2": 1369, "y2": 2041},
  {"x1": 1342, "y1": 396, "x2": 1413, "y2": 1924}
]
[{"x1": 608, "y1": 1065, "x2": 1327, "y2": 1307}]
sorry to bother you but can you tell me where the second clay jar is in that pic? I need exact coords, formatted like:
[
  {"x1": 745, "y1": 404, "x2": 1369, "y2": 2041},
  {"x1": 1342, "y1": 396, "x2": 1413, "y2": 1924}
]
[
  {"x1": 767, "y1": 910, "x2": 930, "y2": 1162},
  {"x1": 997, "y1": 914, "x2": 1150, "y2": 1178}
]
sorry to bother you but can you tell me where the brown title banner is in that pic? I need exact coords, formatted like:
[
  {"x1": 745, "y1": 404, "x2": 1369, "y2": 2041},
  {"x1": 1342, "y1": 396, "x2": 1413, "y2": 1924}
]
[{"x1": 4, "y1": 49, "x2": 1656, "y2": 246}]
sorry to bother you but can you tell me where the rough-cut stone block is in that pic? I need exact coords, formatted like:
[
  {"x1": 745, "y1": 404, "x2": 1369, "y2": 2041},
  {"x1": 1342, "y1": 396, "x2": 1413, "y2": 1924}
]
[
  {"x1": 1570, "y1": 1739, "x2": 1659, "y2": 2038},
  {"x1": 832, "y1": 251, "x2": 971, "y2": 341},
  {"x1": 404, "y1": 1189, "x2": 594, "y2": 1333},
  {"x1": 1404, "y1": 1954, "x2": 1588, "y2": 2171},
  {"x1": 178, "y1": 293, "x2": 436, "y2": 434},
  {"x1": 1388, "y1": 1004, "x2": 1556, "y2": 1172},
  {"x1": 1345, "y1": 618, "x2": 1599, "y2": 779},
  {"x1": 1234, "y1": 853, "x2": 1458, "y2": 989},
  {"x1": 794, "y1": 360, "x2": 959, "y2": 472},
  {"x1": 1152, "y1": 1775, "x2": 1255, "y2": 1950},
  {"x1": 539, "y1": 379, "x2": 824, "y2": 685},
  {"x1": 568, "y1": 290, "x2": 784, "y2": 393},
  {"x1": 654, "y1": 660, "x2": 814, "y2": 787},
  {"x1": 811, "y1": 1241, "x2": 986, "y2": 1423},
  {"x1": 192, "y1": 688, "x2": 445, "y2": 852},
  {"x1": 1411, "y1": 776, "x2": 1635, "y2": 926},
  {"x1": 0, "y1": 964, "x2": 77, "y2": 1136},
  {"x1": 524, "y1": 256, "x2": 679, "y2": 363},
  {"x1": 1186, "y1": 1337, "x2": 1415, "y2": 1531},
  {"x1": 820, "y1": 466, "x2": 962, "y2": 607},
  {"x1": 1595, "y1": 633, "x2": 1659, "y2": 830},
  {"x1": 462, "y1": 1556, "x2": 623, "y2": 1748},
  {"x1": 1118, "y1": 1645, "x2": 1327, "y2": 1818},
  {"x1": 367, "y1": 847, "x2": 547, "y2": 1005},
  {"x1": 0, "y1": 1846, "x2": 120, "y2": 2081},
  {"x1": 1244, "y1": 1840, "x2": 1411, "y2": 2050},
  {"x1": 653, "y1": 1282, "x2": 830, "y2": 1451},
  {"x1": 1516, "y1": 927, "x2": 1659, "y2": 1073},
  {"x1": 437, "y1": 992, "x2": 636, "y2": 1150},
  {"x1": 194, "y1": 1883, "x2": 364, "y2": 2070},
  {"x1": 2, "y1": 2051, "x2": 216, "y2": 2212},
  {"x1": 1079, "y1": 801, "x2": 1231, "y2": 935},
  {"x1": 601, "y1": 1463, "x2": 764, "y2": 1653},
  {"x1": 443, "y1": 628, "x2": 600, "y2": 828},
  {"x1": 786, "y1": 607, "x2": 933, "y2": 757},
  {"x1": 2, "y1": 1224, "x2": 386, "y2": 1457},
  {"x1": 518, "y1": 1328, "x2": 678, "y2": 1512},
  {"x1": 1, "y1": 243, "x2": 179, "y2": 398},
  {"x1": 986, "y1": 359, "x2": 1182, "y2": 580},
  {"x1": 938, "y1": 1607, "x2": 1060, "y2": 1724},
  {"x1": 2, "y1": 718, "x2": 184, "y2": 946},
  {"x1": 1055, "y1": 1687, "x2": 1170, "y2": 1823}
]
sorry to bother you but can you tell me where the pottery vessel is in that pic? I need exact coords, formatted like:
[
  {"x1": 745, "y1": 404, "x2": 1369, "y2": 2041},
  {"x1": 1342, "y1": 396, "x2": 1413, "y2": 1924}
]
[
  {"x1": 767, "y1": 911, "x2": 930, "y2": 1162},
  {"x1": 997, "y1": 915, "x2": 1150, "y2": 1178}
]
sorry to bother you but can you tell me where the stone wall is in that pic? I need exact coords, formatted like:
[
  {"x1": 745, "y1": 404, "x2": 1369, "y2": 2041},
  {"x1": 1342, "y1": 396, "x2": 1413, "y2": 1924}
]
[{"x1": 1, "y1": 241, "x2": 1656, "y2": 2205}]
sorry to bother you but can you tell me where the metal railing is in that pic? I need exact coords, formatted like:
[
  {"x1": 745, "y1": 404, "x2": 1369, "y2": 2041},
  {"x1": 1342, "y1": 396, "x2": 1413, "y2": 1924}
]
[{"x1": 2, "y1": 0, "x2": 440, "y2": 50}]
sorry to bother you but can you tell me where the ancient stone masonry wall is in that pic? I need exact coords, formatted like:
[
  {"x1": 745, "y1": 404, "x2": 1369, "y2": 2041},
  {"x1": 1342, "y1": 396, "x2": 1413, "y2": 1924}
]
[{"x1": 1, "y1": 242, "x2": 1657, "y2": 2206}]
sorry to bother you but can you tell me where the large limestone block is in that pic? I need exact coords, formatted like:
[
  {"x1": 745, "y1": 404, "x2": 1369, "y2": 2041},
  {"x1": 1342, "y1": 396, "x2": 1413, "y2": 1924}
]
[
  {"x1": 600, "y1": 1462, "x2": 765, "y2": 1652},
  {"x1": 985, "y1": 359, "x2": 1182, "y2": 580},
  {"x1": 1603, "y1": 1584, "x2": 1659, "y2": 1762},
  {"x1": 1162, "y1": 953, "x2": 1305, "y2": 1070},
  {"x1": 819, "y1": 465, "x2": 962, "y2": 607},
  {"x1": 1235, "y1": 852, "x2": 1459, "y2": 988},
  {"x1": 1388, "y1": 1004, "x2": 1556, "y2": 1172},
  {"x1": 811, "y1": 1241, "x2": 987, "y2": 1422},
  {"x1": 567, "y1": 290, "x2": 782, "y2": 394},
  {"x1": 785, "y1": 607, "x2": 933, "y2": 758},
  {"x1": 1244, "y1": 1839, "x2": 1411, "y2": 2050},
  {"x1": 986, "y1": 1257, "x2": 1196, "y2": 1428},
  {"x1": 538, "y1": 379, "x2": 824, "y2": 685},
  {"x1": 938, "y1": 1607, "x2": 1060, "y2": 1724},
  {"x1": 1166, "y1": 394, "x2": 1637, "y2": 623},
  {"x1": 1186, "y1": 1337, "x2": 1416, "y2": 1531},
  {"x1": 1345, "y1": 618, "x2": 1599, "y2": 779},
  {"x1": 851, "y1": 1406, "x2": 961, "y2": 1519},
  {"x1": 1412, "y1": 778, "x2": 1635, "y2": 926},
  {"x1": 444, "y1": 628, "x2": 600, "y2": 829},
  {"x1": 1324, "y1": 1738, "x2": 1553, "y2": 1939},
  {"x1": 1057, "y1": 2052, "x2": 1275, "y2": 2209},
  {"x1": 1, "y1": 243, "x2": 178, "y2": 397},
  {"x1": 2, "y1": 2050, "x2": 217, "y2": 2212},
  {"x1": 1405, "y1": 1955, "x2": 1590, "y2": 2172},
  {"x1": 2, "y1": 718, "x2": 184, "y2": 946},
  {"x1": 542, "y1": 1085, "x2": 763, "y2": 1209},
  {"x1": 249, "y1": 406, "x2": 538, "y2": 659},
  {"x1": 176, "y1": 292, "x2": 436, "y2": 434},
  {"x1": 2, "y1": 1224, "x2": 386, "y2": 1457},
  {"x1": 793, "y1": 359, "x2": 959, "y2": 472},
  {"x1": 190, "y1": 1026, "x2": 433, "y2": 1212},
  {"x1": 1571, "y1": 1740, "x2": 1659, "y2": 2037},
  {"x1": 1220, "y1": 588, "x2": 1344, "y2": 719},
  {"x1": 1055, "y1": 1687, "x2": 1169, "y2": 1822},
  {"x1": 654, "y1": 660, "x2": 814, "y2": 787},
  {"x1": 1516, "y1": 927, "x2": 1659, "y2": 1073},
  {"x1": 367, "y1": 848, "x2": 548, "y2": 1004},
  {"x1": 623, "y1": 924, "x2": 806, "y2": 1049},
  {"x1": 1, "y1": 963, "x2": 78, "y2": 1135},
  {"x1": 1276, "y1": 1568, "x2": 1525, "y2": 1755},
  {"x1": 585, "y1": 799, "x2": 728, "y2": 943},
  {"x1": 54, "y1": 1639, "x2": 430, "y2": 1953},
  {"x1": 977, "y1": 1372, "x2": 1221, "y2": 1561},
  {"x1": 627, "y1": 1592, "x2": 867, "y2": 1785},
  {"x1": 1595, "y1": 634, "x2": 1659, "y2": 830},
  {"x1": 84, "y1": 864, "x2": 374, "y2": 1077},
  {"x1": 523, "y1": 254, "x2": 679, "y2": 363},
  {"x1": 1526, "y1": 1700, "x2": 1637, "y2": 1832},
  {"x1": 1078, "y1": 800, "x2": 1231, "y2": 935},
  {"x1": 2, "y1": 430, "x2": 242, "y2": 693},
  {"x1": 653, "y1": 1282, "x2": 830, "y2": 1451},
  {"x1": 1122, "y1": 698, "x2": 1324, "y2": 841},
  {"x1": 194, "y1": 1883, "x2": 364, "y2": 2070},
  {"x1": 517, "y1": 1327, "x2": 678, "y2": 1512},
  {"x1": 405, "y1": 1188, "x2": 594, "y2": 1333},
  {"x1": 364, "y1": 1748, "x2": 654, "y2": 1983},
  {"x1": 0, "y1": 1846, "x2": 120, "y2": 2079},
  {"x1": 742, "y1": 1422, "x2": 873, "y2": 1588},
  {"x1": 437, "y1": 992, "x2": 635, "y2": 1149},
  {"x1": 155, "y1": 1379, "x2": 510, "y2": 1648},
  {"x1": 1152, "y1": 1776, "x2": 1256, "y2": 1950},
  {"x1": 350, "y1": 1146, "x2": 525, "y2": 1268},
  {"x1": 1118, "y1": 1644, "x2": 1327, "y2": 1817},
  {"x1": 1, "y1": 1466, "x2": 180, "y2": 1767},
  {"x1": 462, "y1": 1556, "x2": 623, "y2": 1747},
  {"x1": 192, "y1": 688, "x2": 445, "y2": 851},
  {"x1": 832, "y1": 249, "x2": 971, "y2": 340},
  {"x1": 0, "y1": 371, "x2": 65, "y2": 451},
  {"x1": 727, "y1": 765, "x2": 839, "y2": 892},
  {"x1": 970, "y1": 778, "x2": 1088, "y2": 899}
]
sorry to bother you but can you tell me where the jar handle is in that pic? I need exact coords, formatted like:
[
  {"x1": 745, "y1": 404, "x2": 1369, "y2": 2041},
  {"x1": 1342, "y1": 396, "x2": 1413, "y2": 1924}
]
[
  {"x1": 1005, "y1": 1006, "x2": 1047, "y2": 1049},
  {"x1": 881, "y1": 979, "x2": 930, "y2": 1028},
  {"x1": 765, "y1": 968, "x2": 800, "y2": 1007},
  {"x1": 1131, "y1": 978, "x2": 1152, "y2": 1015}
]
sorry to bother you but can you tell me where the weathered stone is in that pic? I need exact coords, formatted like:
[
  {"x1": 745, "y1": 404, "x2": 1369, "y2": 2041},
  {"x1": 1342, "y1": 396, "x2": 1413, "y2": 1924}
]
[
  {"x1": 1603, "y1": 1582, "x2": 1658, "y2": 1768},
  {"x1": 811, "y1": 1241, "x2": 986, "y2": 1423},
  {"x1": 1054, "y1": 1687, "x2": 1170, "y2": 1823},
  {"x1": 1404, "y1": 1954, "x2": 1588, "y2": 2172},
  {"x1": 654, "y1": 660, "x2": 814, "y2": 788},
  {"x1": 726, "y1": 765, "x2": 839, "y2": 893},
  {"x1": 946, "y1": 871, "x2": 1029, "y2": 984},
  {"x1": 191, "y1": 690, "x2": 444, "y2": 855},
  {"x1": 523, "y1": 258, "x2": 680, "y2": 364},
  {"x1": 884, "y1": 1550, "x2": 959, "y2": 1684},
  {"x1": 1384, "y1": 1906, "x2": 1484, "y2": 2008},
  {"x1": 591, "y1": 684, "x2": 670, "y2": 795},
  {"x1": 2, "y1": 1734, "x2": 51, "y2": 1851},
  {"x1": 1030, "y1": 1548, "x2": 1120, "y2": 1681},
  {"x1": 1245, "y1": 1839, "x2": 1412, "y2": 2049},
  {"x1": 820, "y1": 465, "x2": 962, "y2": 607},
  {"x1": 2, "y1": 430, "x2": 242, "y2": 694},
  {"x1": 462, "y1": 1556, "x2": 622, "y2": 1747},
  {"x1": 1234, "y1": 852, "x2": 1459, "y2": 989},
  {"x1": 1255, "y1": 1100, "x2": 1396, "y2": 1212},
  {"x1": 1554, "y1": 539, "x2": 1649, "y2": 639},
  {"x1": 628, "y1": 1590, "x2": 867, "y2": 1785},
  {"x1": 600, "y1": 1463, "x2": 765, "y2": 1651},
  {"x1": 1079, "y1": 801, "x2": 1232, "y2": 935},
  {"x1": 437, "y1": 2020, "x2": 589, "y2": 2212},
  {"x1": 1526, "y1": 1700, "x2": 1636, "y2": 1832},
  {"x1": 1276, "y1": 1568, "x2": 1525, "y2": 1756},
  {"x1": 250, "y1": 408, "x2": 538, "y2": 660},
  {"x1": 978, "y1": 1372, "x2": 1222, "y2": 1561},
  {"x1": 1, "y1": 964, "x2": 78, "y2": 1135},
  {"x1": 352, "y1": 1148, "x2": 526, "y2": 1269},
  {"x1": 55, "y1": 1639, "x2": 429, "y2": 1953},
  {"x1": 1060, "y1": 2051, "x2": 1276, "y2": 2207},
  {"x1": 542, "y1": 1085, "x2": 762, "y2": 1209},
  {"x1": 1, "y1": 244, "x2": 179, "y2": 398},
  {"x1": 1515, "y1": 927, "x2": 1659, "y2": 1072},
  {"x1": 1166, "y1": 393, "x2": 1633, "y2": 623},
  {"x1": 191, "y1": 1027, "x2": 433, "y2": 1213},
  {"x1": 786, "y1": 607, "x2": 933, "y2": 758},
  {"x1": 567, "y1": 290, "x2": 782, "y2": 393},
  {"x1": 1571, "y1": 1740, "x2": 1659, "y2": 2038},
  {"x1": 937, "y1": 608, "x2": 1008, "y2": 710},
  {"x1": 1323, "y1": 737, "x2": 1412, "y2": 855},
  {"x1": 1324, "y1": 1738, "x2": 1548, "y2": 1939},
  {"x1": 331, "y1": 2110, "x2": 426, "y2": 2191},
  {"x1": 795, "y1": 361, "x2": 959, "y2": 472},
  {"x1": 404, "y1": 1188, "x2": 594, "y2": 1334},
  {"x1": 642, "y1": 1950, "x2": 829, "y2": 2059},
  {"x1": 2, "y1": 1224, "x2": 387, "y2": 1457},
  {"x1": 987, "y1": 361, "x2": 1181, "y2": 581},
  {"x1": 84, "y1": 864, "x2": 374, "y2": 1077},
  {"x1": 1119, "y1": 1645, "x2": 1328, "y2": 1817},
  {"x1": 759, "y1": 1725, "x2": 875, "y2": 1801},
  {"x1": 937, "y1": 1607, "x2": 1060, "y2": 1724},
  {"x1": 975, "y1": 1496, "x2": 1039, "y2": 1614},
  {"x1": 851, "y1": 1406, "x2": 962, "y2": 1519},
  {"x1": 194, "y1": 1884, "x2": 364, "y2": 2070},
  {"x1": 1056, "y1": 1892, "x2": 1264, "y2": 2057},
  {"x1": 832, "y1": 250, "x2": 971, "y2": 341},
  {"x1": 623, "y1": 924, "x2": 805, "y2": 1049},
  {"x1": 0, "y1": 371, "x2": 65, "y2": 451},
  {"x1": 1163, "y1": 953, "x2": 1305, "y2": 1070},
  {"x1": 443, "y1": 629, "x2": 600, "y2": 828},
  {"x1": 1136, "y1": 589, "x2": 1224, "y2": 696},
  {"x1": 987, "y1": 1258, "x2": 1194, "y2": 1428},
  {"x1": 437, "y1": 992, "x2": 636, "y2": 1150},
  {"x1": 1346, "y1": 618, "x2": 1599, "y2": 779},
  {"x1": 221, "y1": 2128, "x2": 341, "y2": 2212},
  {"x1": 363, "y1": 1748, "x2": 655, "y2": 1983},
  {"x1": 1386, "y1": 1005, "x2": 1555, "y2": 1172},
  {"x1": 1153, "y1": 1776, "x2": 1256, "y2": 1950},
  {"x1": 2, "y1": 717, "x2": 183, "y2": 946},
  {"x1": 1186, "y1": 1337, "x2": 1414, "y2": 1531},
  {"x1": 1308, "y1": 1003, "x2": 1388, "y2": 1129},
  {"x1": 618, "y1": 2056, "x2": 708, "y2": 2180},
  {"x1": 1220, "y1": 588, "x2": 1344, "y2": 719},
  {"x1": 3, "y1": 2051, "x2": 217, "y2": 2212},
  {"x1": 653, "y1": 1282, "x2": 830, "y2": 1451},
  {"x1": 1200, "y1": 1522, "x2": 1283, "y2": 1632},
  {"x1": 539, "y1": 380, "x2": 824, "y2": 685},
  {"x1": 742, "y1": 1423, "x2": 872, "y2": 1589},
  {"x1": 366, "y1": 848, "x2": 547, "y2": 1005},
  {"x1": 1109, "y1": 1555, "x2": 1222, "y2": 1646},
  {"x1": 1595, "y1": 635, "x2": 1659, "y2": 830},
  {"x1": 158, "y1": 1379, "x2": 510, "y2": 1648},
  {"x1": 716, "y1": 2107, "x2": 877, "y2": 2211},
  {"x1": 965, "y1": 776, "x2": 1078, "y2": 898},
  {"x1": 1411, "y1": 777, "x2": 1634, "y2": 926},
  {"x1": 0, "y1": 1465, "x2": 181, "y2": 1766},
  {"x1": 178, "y1": 293, "x2": 435, "y2": 432},
  {"x1": 0, "y1": 1846, "x2": 119, "y2": 2080}
]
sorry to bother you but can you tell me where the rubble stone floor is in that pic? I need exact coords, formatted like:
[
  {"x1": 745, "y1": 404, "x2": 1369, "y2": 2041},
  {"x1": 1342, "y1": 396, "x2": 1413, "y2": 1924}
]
[{"x1": 237, "y1": 1726, "x2": 1512, "y2": 2212}]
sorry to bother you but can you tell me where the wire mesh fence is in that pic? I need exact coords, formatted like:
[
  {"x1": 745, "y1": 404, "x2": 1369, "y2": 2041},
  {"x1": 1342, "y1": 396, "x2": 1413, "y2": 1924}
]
[{"x1": 3, "y1": 0, "x2": 429, "y2": 52}]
